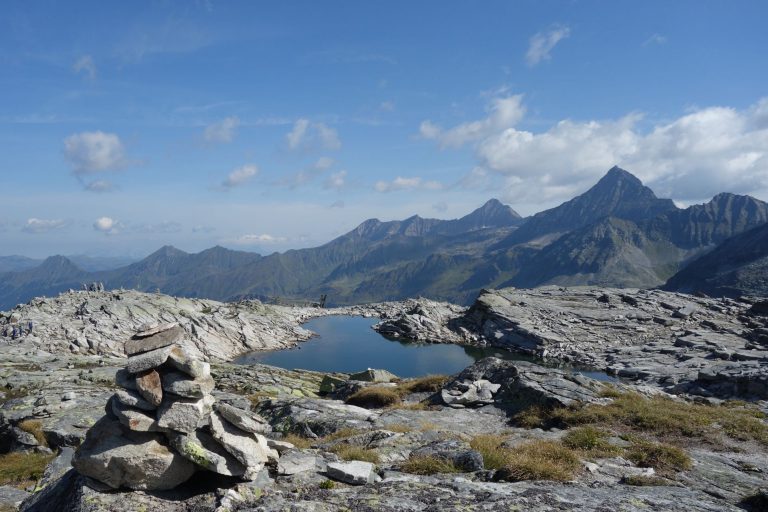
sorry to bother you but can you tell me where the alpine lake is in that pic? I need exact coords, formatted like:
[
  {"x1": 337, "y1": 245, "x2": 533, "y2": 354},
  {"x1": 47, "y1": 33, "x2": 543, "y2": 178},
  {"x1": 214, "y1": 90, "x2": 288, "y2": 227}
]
[{"x1": 235, "y1": 315, "x2": 614, "y2": 381}]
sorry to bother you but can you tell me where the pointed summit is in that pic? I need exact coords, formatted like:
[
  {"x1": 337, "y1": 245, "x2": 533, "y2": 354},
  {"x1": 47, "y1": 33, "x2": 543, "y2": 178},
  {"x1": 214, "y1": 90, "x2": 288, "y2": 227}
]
[
  {"x1": 443, "y1": 199, "x2": 523, "y2": 234},
  {"x1": 504, "y1": 166, "x2": 677, "y2": 244}
]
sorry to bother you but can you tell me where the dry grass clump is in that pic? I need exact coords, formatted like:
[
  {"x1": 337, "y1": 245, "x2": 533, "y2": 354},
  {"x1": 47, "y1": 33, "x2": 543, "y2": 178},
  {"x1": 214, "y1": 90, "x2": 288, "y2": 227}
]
[
  {"x1": 469, "y1": 434, "x2": 510, "y2": 470},
  {"x1": 400, "y1": 455, "x2": 460, "y2": 475},
  {"x1": 281, "y1": 427, "x2": 366, "y2": 449},
  {"x1": 514, "y1": 391, "x2": 768, "y2": 448},
  {"x1": 495, "y1": 440, "x2": 581, "y2": 482},
  {"x1": 562, "y1": 426, "x2": 621, "y2": 457},
  {"x1": 625, "y1": 440, "x2": 692, "y2": 473},
  {"x1": 330, "y1": 445, "x2": 380, "y2": 464},
  {"x1": 345, "y1": 375, "x2": 448, "y2": 409},
  {"x1": 346, "y1": 386, "x2": 402, "y2": 408},
  {"x1": 384, "y1": 423, "x2": 413, "y2": 433},
  {"x1": 281, "y1": 433, "x2": 313, "y2": 449},
  {"x1": 0, "y1": 452, "x2": 55, "y2": 487},
  {"x1": 17, "y1": 419, "x2": 47, "y2": 447},
  {"x1": 469, "y1": 435, "x2": 581, "y2": 481},
  {"x1": 396, "y1": 375, "x2": 448, "y2": 394}
]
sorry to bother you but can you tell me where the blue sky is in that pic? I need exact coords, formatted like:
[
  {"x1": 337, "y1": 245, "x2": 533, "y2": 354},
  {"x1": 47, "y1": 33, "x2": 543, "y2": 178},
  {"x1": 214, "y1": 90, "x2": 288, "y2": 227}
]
[{"x1": 2, "y1": 1, "x2": 768, "y2": 258}]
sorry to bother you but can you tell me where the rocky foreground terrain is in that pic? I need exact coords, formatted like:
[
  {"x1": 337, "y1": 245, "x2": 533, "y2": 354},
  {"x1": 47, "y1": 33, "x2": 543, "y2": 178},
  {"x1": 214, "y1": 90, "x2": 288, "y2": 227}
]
[{"x1": 0, "y1": 288, "x2": 766, "y2": 511}]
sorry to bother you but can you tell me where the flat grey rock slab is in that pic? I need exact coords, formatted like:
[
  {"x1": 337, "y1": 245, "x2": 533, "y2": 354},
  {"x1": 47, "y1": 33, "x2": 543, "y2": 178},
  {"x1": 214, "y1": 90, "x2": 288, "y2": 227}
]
[
  {"x1": 126, "y1": 345, "x2": 175, "y2": 374},
  {"x1": 71, "y1": 416, "x2": 195, "y2": 491},
  {"x1": 110, "y1": 396, "x2": 164, "y2": 432},
  {"x1": 125, "y1": 325, "x2": 184, "y2": 356},
  {"x1": 168, "y1": 346, "x2": 210, "y2": 378},
  {"x1": 163, "y1": 371, "x2": 215, "y2": 398},
  {"x1": 209, "y1": 411, "x2": 272, "y2": 477},
  {"x1": 114, "y1": 388, "x2": 156, "y2": 411},
  {"x1": 156, "y1": 395, "x2": 213, "y2": 434},
  {"x1": 277, "y1": 450, "x2": 326, "y2": 475},
  {"x1": 326, "y1": 460, "x2": 377, "y2": 485},
  {"x1": 135, "y1": 322, "x2": 179, "y2": 338},
  {"x1": 167, "y1": 430, "x2": 246, "y2": 477},
  {"x1": 215, "y1": 402, "x2": 271, "y2": 434}
]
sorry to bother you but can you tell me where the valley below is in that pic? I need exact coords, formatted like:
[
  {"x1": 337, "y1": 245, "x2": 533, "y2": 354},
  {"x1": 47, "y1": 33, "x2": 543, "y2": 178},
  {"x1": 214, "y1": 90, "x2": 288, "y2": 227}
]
[{"x1": 0, "y1": 286, "x2": 766, "y2": 511}]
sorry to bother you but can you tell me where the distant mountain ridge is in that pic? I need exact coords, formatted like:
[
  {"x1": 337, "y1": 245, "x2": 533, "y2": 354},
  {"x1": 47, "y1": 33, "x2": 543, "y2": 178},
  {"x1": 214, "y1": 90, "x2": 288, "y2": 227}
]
[{"x1": 2, "y1": 167, "x2": 767, "y2": 309}]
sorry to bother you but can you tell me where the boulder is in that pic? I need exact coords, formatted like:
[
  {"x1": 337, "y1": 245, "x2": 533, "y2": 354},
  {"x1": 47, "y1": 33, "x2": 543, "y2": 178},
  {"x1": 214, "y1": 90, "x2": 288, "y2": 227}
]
[
  {"x1": 441, "y1": 358, "x2": 605, "y2": 411},
  {"x1": 124, "y1": 325, "x2": 184, "y2": 356},
  {"x1": 326, "y1": 461, "x2": 377, "y2": 485},
  {"x1": 278, "y1": 451, "x2": 326, "y2": 476},
  {"x1": 349, "y1": 369, "x2": 399, "y2": 383},
  {"x1": 71, "y1": 417, "x2": 196, "y2": 490}
]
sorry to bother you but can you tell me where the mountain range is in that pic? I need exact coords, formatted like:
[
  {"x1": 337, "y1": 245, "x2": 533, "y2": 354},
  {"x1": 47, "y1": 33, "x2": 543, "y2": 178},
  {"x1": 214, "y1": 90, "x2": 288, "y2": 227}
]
[{"x1": 2, "y1": 166, "x2": 768, "y2": 310}]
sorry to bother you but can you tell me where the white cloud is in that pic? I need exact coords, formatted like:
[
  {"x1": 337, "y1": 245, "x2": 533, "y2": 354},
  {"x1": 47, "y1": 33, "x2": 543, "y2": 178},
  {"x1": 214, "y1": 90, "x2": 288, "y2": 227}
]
[
  {"x1": 374, "y1": 176, "x2": 443, "y2": 193},
  {"x1": 204, "y1": 116, "x2": 239, "y2": 143},
  {"x1": 432, "y1": 201, "x2": 448, "y2": 213},
  {"x1": 380, "y1": 101, "x2": 395, "y2": 112},
  {"x1": 85, "y1": 180, "x2": 115, "y2": 192},
  {"x1": 222, "y1": 164, "x2": 258, "y2": 188},
  {"x1": 526, "y1": 25, "x2": 570, "y2": 66},
  {"x1": 232, "y1": 233, "x2": 287, "y2": 245},
  {"x1": 72, "y1": 55, "x2": 96, "y2": 79},
  {"x1": 643, "y1": 33, "x2": 668, "y2": 46},
  {"x1": 64, "y1": 131, "x2": 126, "y2": 174},
  {"x1": 425, "y1": 93, "x2": 768, "y2": 204},
  {"x1": 419, "y1": 95, "x2": 525, "y2": 148},
  {"x1": 285, "y1": 119, "x2": 341, "y2": 151},
  {"x1": 93, "y1": 217, "x2": 120, "y2": 235},
  {"x1": 324, "y1": 170, "x2": 347, "y2": 190},
  {"x1": 192, "y1": 225, "x2": 216, "y2": 233},
  {"x1": 314, "y1": 156, "x2": 335, "y2": 170},
  {"x1": 22, "y1": 218, "x2": 68, "y2": 234}
]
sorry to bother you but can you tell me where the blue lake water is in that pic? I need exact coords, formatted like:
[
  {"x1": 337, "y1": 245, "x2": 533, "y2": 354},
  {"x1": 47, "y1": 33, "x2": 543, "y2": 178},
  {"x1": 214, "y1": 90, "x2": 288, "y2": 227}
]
[{"x1": 236, "y1": 315, "x2": 614, "y2": 381}]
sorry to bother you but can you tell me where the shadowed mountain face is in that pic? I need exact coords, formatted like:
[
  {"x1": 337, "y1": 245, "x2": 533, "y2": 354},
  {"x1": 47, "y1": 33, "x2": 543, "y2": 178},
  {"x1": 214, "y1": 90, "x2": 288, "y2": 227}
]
[
  {"x1": 2, "y1": 167, "x2": 767, "y2": 310},
  {"x1": 500, "y1": 166, "x2": 678, "y2": 247},
  {"x1": 664, "y1": 222, "x2": 768, "y2": 297}
]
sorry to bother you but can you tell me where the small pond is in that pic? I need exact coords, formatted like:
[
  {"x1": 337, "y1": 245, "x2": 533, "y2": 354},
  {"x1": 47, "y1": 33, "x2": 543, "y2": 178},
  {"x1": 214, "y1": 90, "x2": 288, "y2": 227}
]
[{"x1": 235, "y1": 315, "x2": 614, "y2": 381}]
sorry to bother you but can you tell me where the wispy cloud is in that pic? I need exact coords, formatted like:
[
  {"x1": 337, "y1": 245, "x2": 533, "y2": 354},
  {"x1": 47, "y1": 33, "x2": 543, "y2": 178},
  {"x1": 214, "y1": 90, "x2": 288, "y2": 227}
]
[
  {"x1": 72, "y1": 55, "x2": 97, "y2": 79},
  {"x1": 643, "y1": 33, "x2": 668, "y2": 46},
  {"x1": 285, "y1": 119, "x2": 341, "y2": 151},
  {"x1": 374, "y1": 176, "x2": 443, "y2": 193},
  {"x1": 324, "y1": 170, "x2": 347, "y2": 190},
  {"x1": 526, "y1": 25, "x2": 570, "y2": 66},
  {"x1": 204, "y1": 116, "x2": 239, "y2": 144},
  {"x1": 221, "y1": 164, "x2": 258, "y2": 189},
  {"x1": 22, "y1": 218, "x2": 68, "y2": 234}
]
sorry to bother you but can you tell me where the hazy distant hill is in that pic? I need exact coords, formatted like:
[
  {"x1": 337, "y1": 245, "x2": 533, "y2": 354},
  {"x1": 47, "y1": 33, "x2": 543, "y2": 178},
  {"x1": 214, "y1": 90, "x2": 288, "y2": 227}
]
[{"x1": 2, "y1": 167, "x2": 767, "y2": 310}]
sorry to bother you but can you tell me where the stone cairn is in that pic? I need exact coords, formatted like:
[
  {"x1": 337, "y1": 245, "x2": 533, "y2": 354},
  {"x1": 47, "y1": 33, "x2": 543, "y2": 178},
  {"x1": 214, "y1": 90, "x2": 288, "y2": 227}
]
[{"x1": 72, "y1": 322, "x2": 286, "y2": 491}]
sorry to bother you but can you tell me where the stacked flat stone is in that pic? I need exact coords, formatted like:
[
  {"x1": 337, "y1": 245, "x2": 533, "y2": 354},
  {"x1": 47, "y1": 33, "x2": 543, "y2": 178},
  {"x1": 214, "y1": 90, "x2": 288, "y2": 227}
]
[{"x1": 72, "y1": 322, "x2": 280, "y2": 491}]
